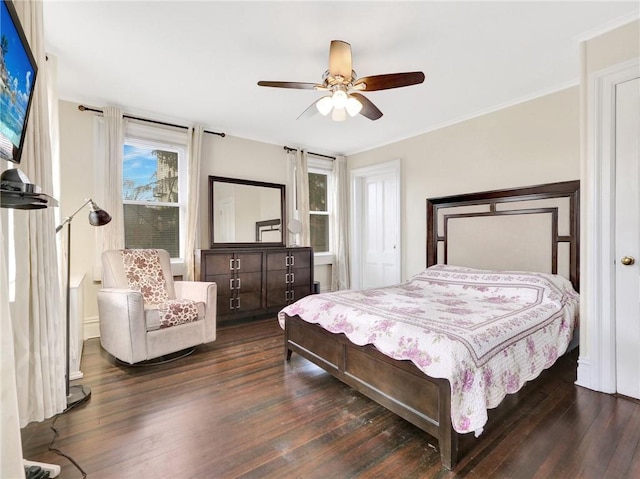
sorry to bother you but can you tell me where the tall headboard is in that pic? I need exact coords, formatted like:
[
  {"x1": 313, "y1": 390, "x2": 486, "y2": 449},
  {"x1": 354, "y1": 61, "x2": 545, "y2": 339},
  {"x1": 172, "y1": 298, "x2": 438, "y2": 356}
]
[{"x1": 427, "y1": 181, "x2": 580, "y2": 292}]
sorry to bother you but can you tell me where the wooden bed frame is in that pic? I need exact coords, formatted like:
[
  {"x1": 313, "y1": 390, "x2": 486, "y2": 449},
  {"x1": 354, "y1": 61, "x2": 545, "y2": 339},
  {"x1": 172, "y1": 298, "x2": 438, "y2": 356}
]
[{"x1": 283, "y1": 180, "x2": 580, "y2": 469}]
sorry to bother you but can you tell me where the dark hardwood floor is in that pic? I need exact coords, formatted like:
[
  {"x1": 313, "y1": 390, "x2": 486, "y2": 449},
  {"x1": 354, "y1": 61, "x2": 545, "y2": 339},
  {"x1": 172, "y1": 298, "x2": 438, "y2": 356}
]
[{"x1": 21, "y1": 318, "x2": 640, "y2": 478}]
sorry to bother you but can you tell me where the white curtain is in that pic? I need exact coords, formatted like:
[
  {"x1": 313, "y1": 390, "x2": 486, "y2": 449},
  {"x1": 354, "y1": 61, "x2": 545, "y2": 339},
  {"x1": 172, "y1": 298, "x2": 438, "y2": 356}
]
[
  {"x1": 184, "y1": 126, "x2": 204, "y2": 280},
  {"x1": 101, "y1": 106, "x2": 125, "y2": 251},
  {"x1": 0, "y1": 222, "x2": 25, "y2": 479},
  {"x1": 295, "y1": 149, "x2": 311, "y2": 247},
  {"x1": 10, "y1": 0, "x2": 66, "y2": 430},
  {"x1": 331, "y1": 155, "x2": 350, "y2": 290}
]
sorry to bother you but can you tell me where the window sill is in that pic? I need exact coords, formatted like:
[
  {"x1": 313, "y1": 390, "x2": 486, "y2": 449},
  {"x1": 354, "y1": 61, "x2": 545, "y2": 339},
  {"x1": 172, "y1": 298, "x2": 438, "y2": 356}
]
[{"x1": 314, "y1": 252, "x2": 334, "y2": 266}]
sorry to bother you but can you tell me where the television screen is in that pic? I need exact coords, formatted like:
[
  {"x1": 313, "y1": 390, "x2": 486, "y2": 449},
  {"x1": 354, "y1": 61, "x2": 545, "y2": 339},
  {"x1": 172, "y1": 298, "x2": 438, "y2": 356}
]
[{"x1": 0, "y1": 0, "x2": 38, "y2": 164}]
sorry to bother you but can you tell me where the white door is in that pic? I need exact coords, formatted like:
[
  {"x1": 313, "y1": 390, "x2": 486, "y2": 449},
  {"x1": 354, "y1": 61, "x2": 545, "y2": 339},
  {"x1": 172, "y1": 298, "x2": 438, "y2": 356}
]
[
  {"x1": 351, "y1": 161, "x2": 401, "y2": 289},
  {"x1": 615, "y1": 77, "x2": 640, "y2": 399}
]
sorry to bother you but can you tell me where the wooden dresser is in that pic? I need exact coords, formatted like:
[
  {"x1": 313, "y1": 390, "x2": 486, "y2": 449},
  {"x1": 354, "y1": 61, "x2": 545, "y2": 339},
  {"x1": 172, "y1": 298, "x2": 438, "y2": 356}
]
[{"x1": 195, "y1": 246, "x2": 314, "y2": 323}]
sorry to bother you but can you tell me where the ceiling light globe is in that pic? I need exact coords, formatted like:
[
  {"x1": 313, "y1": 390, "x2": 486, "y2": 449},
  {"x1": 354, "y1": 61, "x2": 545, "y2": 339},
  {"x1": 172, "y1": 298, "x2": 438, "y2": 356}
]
[
  {"x1": 332, "y1": 107, "x2": 347, "y2": 122},
  {"x1": 316, "y1": 96, "x2": 333, "y2": 116},
  {"x1": 332, "y1": 90, "x2": 348, "y2": 109},
  {"x1": 345, "y1": 97, "x2": 363, "y2": 117}
]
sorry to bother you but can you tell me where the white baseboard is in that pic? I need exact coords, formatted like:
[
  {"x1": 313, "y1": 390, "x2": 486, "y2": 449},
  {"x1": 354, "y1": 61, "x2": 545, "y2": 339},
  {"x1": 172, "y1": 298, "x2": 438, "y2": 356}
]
[
  {"x1": 84, "y1": 316, "x2": 101, "y2": 339},
  {"x1": 575, "y1": 356, "x2": 591, "y2": 389}
]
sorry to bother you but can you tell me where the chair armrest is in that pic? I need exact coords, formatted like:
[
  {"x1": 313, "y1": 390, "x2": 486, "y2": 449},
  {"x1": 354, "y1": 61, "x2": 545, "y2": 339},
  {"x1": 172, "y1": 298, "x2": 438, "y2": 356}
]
[
  {"x1": 97, "y1": 288, "x2": 147, "y2": 364},
  {"x1": 174, "y1": 281, "x2": 217, "y2": 341},
  {"x1": 174, "y1": 281, "x2": 215, "y2": 302}
]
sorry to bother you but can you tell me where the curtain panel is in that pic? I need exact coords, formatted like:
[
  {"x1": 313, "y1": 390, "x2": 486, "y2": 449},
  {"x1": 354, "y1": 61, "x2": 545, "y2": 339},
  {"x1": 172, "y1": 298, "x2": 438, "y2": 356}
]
[
  {"x1": 10, "y1": 0, "x2": 66, "y2": 428},
  {"x1": 331, "y1": 155, "x2": 350, "y2": 290},
  {"x1": 184, "y1": 126, "x2": 204, "y2": 280},
  {"x1": 101, "y1": 107, "x2": 125, "y2": 251},
  {"x1": 295, "y1": 150, "x2": 311, "y2": 247},
  {"x1": 0, "y1": 223, "x2": 25, "y2": 479}
]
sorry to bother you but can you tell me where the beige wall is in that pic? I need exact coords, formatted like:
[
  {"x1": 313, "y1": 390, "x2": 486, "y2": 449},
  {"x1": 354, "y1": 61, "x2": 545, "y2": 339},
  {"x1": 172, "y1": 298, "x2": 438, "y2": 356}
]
[
  {"x1": 198, "y1": 134, "x2": 287, "y2": 248},
  {"x1": 58, "y1": 101, "x2": 100, "y2": 330},
  {"x1": 349, "y1": 86, "x2": 580, "y2": 280}
]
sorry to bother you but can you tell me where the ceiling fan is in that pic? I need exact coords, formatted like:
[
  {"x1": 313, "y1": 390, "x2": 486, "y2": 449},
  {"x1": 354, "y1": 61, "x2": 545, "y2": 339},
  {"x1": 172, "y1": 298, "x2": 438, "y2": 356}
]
[{"x1": 257, "y1": 40, "x2": 425, "y2": 122}]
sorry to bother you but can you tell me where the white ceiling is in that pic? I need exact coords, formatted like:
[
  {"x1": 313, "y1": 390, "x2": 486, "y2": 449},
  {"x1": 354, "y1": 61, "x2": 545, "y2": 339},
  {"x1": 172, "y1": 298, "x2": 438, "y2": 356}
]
[{"x1": 43, "y1": 1, "x2": 639, "y2": 156}]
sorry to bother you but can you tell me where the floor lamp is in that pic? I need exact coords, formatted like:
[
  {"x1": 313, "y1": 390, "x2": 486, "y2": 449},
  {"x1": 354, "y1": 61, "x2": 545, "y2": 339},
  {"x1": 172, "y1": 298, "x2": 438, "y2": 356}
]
[{"x1": 56, "y1": 198, "x2": 111, "y2": 408}]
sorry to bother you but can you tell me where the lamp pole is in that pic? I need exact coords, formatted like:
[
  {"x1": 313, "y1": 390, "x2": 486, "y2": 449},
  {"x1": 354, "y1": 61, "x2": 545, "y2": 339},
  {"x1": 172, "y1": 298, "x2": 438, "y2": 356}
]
[{"x1": 56, "y1": 198, "x2": 111, "y2": 408}]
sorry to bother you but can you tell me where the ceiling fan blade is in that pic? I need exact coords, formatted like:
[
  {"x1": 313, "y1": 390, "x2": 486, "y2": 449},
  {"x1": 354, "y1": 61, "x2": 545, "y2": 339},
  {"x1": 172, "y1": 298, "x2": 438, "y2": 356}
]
[
  {"x1": 297, "y1": 98, "x2": 323, "y2": 120},
  {"x1": 257, "y1": 81, "x2": 318, "y2": 90},
  {"x1": 354, "y1": 72, "x2": 425, "y2": 91},
  {"x1": 329, "y1": 40, "x2": 352, "y2": 80},
  {"x1": 350, "y1": 93, "x2": 383, "y2": 121}
]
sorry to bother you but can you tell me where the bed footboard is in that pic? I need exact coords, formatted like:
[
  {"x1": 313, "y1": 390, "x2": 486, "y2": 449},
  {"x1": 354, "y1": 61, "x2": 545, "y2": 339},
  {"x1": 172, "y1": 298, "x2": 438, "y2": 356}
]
[{"x1": 284, "y1": 314, "x2": 458, "y2": 469}]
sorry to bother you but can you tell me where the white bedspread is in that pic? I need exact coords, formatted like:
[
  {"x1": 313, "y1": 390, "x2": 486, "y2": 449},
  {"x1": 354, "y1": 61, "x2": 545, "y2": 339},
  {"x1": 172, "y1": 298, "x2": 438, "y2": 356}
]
[{"x1": 278, "y1": 264, "x2": 579, "y2": 435}]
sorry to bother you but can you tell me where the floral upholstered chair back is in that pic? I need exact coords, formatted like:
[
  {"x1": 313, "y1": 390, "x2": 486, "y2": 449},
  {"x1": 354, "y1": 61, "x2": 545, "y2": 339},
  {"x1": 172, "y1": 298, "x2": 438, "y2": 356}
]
[
  {"x1": 121, "y1": 249, "x2": 171, "y2": 305},
  {"x1": 115, "y1": 249, "x2": 200, "y2": 329}
]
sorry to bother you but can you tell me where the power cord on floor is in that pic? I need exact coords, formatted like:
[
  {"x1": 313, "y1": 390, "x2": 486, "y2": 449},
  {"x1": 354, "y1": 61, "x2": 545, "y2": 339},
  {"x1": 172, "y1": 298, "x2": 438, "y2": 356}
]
[{"x1": 47, "y1": 386, "x2": 89, "y2": 478}]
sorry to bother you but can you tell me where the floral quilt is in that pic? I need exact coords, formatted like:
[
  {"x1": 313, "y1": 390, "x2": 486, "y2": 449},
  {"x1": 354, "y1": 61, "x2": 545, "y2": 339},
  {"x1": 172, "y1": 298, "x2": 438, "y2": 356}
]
[{"x1": 278, "y1": 264, "x2": 579, "y2": 435}]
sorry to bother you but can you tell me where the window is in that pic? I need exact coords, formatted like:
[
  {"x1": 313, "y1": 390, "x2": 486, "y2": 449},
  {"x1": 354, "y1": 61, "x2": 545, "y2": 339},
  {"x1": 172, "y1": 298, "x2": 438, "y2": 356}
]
[
  {"x1": 122, "y1": 137, "x2": 186, "y2": 259},
  {"x1": 308, "y1": 159, "x2": 333, "y2": 254}
]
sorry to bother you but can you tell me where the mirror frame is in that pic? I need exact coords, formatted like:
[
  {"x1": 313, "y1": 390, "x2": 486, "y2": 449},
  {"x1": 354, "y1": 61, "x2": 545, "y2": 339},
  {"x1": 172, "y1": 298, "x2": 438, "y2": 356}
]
[{"x1": 208, "y1": 175, "x2": 286, "y2": 248}]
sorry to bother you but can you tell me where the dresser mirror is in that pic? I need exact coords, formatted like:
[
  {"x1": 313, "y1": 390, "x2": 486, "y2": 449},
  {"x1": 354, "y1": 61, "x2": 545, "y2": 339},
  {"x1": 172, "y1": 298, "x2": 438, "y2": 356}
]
[{"x1": 208, "y1": 176, "x2": 286, "y2": 247}]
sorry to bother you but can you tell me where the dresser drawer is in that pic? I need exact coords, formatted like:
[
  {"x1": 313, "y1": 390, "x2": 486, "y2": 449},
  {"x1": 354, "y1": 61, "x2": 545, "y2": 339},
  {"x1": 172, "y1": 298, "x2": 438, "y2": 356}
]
[
  {"x1": 236, "y1": 271, "x2": 262, "y2": 293},
  {"x1": 236, "y1": 291, "x2": 262, "y2": 313},
  {"x1": 266, "y1": 252, "x2": 288, "y2": 271},
  {"x1": 290, "y1": 267, "x2": 311, "y2": 287},
  {"x1": 266, "y1": 288, "x2": 288, "y2": 309},
  {"x1": 235, "y1": 253, "x2": 262, "y2": 273},
  {"x1": 204, "y1": 253, "x2": 235, "y2": 274},
  {"x1": 290, "y1": 250, "x2": 311, "y2": 269}
]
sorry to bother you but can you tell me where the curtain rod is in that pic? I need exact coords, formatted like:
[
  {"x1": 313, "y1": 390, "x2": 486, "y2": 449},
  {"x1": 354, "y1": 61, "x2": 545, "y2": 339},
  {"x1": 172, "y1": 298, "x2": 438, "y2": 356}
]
[
  {"x1": 78, "y1": 105, "x2": 226, "y2": 137},
  {"x1": 283, "y1": 146, "x2": 336, "y2": 160}
]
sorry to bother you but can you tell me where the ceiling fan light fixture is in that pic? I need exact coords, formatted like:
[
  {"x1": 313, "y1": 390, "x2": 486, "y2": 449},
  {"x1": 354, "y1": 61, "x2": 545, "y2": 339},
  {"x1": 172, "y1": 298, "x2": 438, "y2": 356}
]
[
  {"x1": 331, "y1": 89, "x2": 348, "y2": 109},
  {"x1": 332, "y1": 107, "x2": 347, "y2": 122},
  {"x1": 316, "y1": 96, "x2": 333, "y2": 116},
  {"x1": 345, "y1": 96, "x2": 363, "y2": 117}
]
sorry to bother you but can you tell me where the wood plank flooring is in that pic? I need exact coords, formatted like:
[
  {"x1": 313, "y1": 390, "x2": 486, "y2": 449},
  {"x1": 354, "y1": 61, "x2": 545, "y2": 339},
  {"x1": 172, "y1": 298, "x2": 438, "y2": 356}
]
[{"x1": 21, "y1": 318, "x2": 640, "y2": 478}]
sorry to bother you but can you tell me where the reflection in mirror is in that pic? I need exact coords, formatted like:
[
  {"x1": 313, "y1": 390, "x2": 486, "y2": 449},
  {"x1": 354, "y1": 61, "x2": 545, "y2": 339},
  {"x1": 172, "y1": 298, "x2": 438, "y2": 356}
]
[{"x1": 209, "y1": 176, "x2": 285, "y2": 246}]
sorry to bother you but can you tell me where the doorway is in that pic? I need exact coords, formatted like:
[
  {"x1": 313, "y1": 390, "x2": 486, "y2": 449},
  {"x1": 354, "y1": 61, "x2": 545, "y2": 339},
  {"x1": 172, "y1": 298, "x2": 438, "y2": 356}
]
[
  {"x1": 614, "y1": 76, "x2": 640, "y2": 399},
  {"x1": 350, "y1": 160, "x2": 401, "y2": 289},
  {"x1": 577, "y1": 58, "x2": 640, "y2": 397}
]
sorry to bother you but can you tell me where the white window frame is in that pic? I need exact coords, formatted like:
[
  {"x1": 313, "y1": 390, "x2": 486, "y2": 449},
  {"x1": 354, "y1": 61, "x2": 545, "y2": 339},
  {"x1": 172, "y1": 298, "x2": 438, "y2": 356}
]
[
  {"x1": 308, "y1": 157, "x2": 334, "y2": 265},
  {"x1": 123, "y1": 122, "x2": 188, "y2": 274}
]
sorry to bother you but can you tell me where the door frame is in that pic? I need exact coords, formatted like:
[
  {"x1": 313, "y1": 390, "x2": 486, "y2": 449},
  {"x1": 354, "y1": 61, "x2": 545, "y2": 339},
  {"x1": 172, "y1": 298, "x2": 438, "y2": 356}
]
[
  {"x1": 350, "y1": 159, "x2": 401, "y2": 290},
  {"x1": 577, "y1": 57, "x2": 640, "y2": 393}
]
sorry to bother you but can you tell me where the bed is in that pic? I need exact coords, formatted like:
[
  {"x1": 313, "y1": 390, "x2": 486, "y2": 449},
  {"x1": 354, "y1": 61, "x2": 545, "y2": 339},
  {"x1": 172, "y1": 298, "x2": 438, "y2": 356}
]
[{"x1": 279, "y1": 180, "x2": 580, "y2": 469}]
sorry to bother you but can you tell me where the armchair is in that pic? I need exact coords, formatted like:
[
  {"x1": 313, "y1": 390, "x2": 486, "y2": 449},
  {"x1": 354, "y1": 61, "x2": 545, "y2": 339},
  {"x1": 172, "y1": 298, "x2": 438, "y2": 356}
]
[{"x1": 98, "y1": 249, "x2": 216, "y2": 364}]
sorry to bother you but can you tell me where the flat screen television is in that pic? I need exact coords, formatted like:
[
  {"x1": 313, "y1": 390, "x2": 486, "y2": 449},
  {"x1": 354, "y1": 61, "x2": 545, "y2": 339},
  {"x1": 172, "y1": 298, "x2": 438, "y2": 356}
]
[{"x1": 0, "y1": 0, "x2": 38, "y2": 164}]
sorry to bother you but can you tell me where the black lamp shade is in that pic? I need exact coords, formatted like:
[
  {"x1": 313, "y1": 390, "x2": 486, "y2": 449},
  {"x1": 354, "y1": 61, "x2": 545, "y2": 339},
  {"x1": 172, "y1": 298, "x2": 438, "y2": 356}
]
[
  {"x1": 88, "y1": 199, "x2": 111, "y2": 226},
  {"x1": 89, "y1": 208, "x2": 111, "y2": 227}
]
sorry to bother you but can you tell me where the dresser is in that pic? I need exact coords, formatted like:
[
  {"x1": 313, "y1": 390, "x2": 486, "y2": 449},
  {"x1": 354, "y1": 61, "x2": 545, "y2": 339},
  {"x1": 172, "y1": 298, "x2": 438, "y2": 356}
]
[{"x1": 195, "y1": 246, "x2": 314, "y2": 323}]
